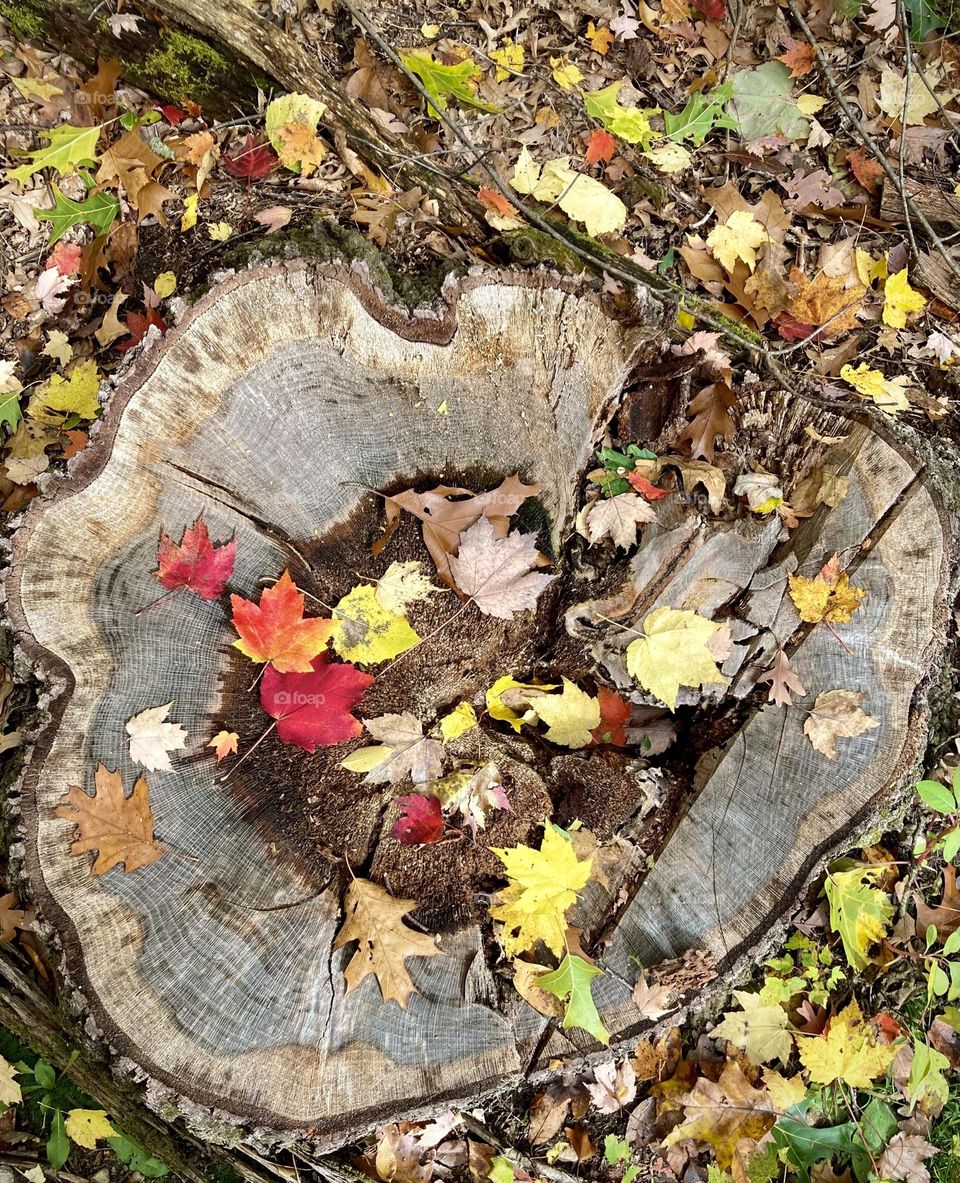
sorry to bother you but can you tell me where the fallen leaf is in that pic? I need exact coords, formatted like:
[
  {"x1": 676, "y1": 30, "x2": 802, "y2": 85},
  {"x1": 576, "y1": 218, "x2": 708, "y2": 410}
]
[
  {"x1": 0, "y1": 891, "x2": 34, "y2": 945},
  {"x1": 883, "y1": 269, "x2": 927, "y2": 329},
  {"x1": 449, "y1": 519, "x2": 553, "y2": 619},
  {"x1": 260, "y1": 654, "x2": 373, "y2": 750},
  {"x1": 584, "y1": 493, "x2": 656, "y2": 549},
  {"x1": 431, "y1": 762, "x2": 508, "y2": 832},
  {"x1": 777, "y1": 39, "x2": 815, "y2": 78},
  {"x1": 632, "y1": 974, "x2": 679, "y2": 1020},
  {"x1": 588, "y1": 1059, "x2": 636, "y2": 1112},
  {"x1": 848, "y1": 147, "x2": 884, "y2": 192},
  {"x1": 511, "y1": 147, "x2": 627, "y2": 237},
  {"x1": 0, "y1": 1054, "x2": 22, "y2": 1105},
  {"x1": 55, "y1": 763, "x2": 165, "y2": 875},
  {"x1": 532, "y1": 679, "x2": 601, "y2": 749},
  {"x1": 126, "y1": 702, "x2": 187, "y2": 772},
  {"x1": 804, "y1": 690, "x2": 879, "y2": 760},
  {"x1": 345, "y1": 712, "x2": 445, "y2": 784},
  {"x1": 208, "y1": 730, "x2": 238, "y2": 762},
  {"x1": 839, "y1": 362, "x2": 911, "y2": 415},
  {"x1": 537, "y1": 954, "x2": 609, "y2": 1045},
  {"x1": 333, "y1": 877, "x2": 441, "y2": 1007},
  {"x1": 28, "y1": 359, "x2": 100, "y2": 423},
  {"x1": 224, "y1": 133, "x2": 278, "y2": 180},
  {"x1": 706, "y1": 210, "x2": 769, "y2": 273},
  {"x1": 231, "y1": 569, "x2": 335, "y2": 672},
  {"x1": 265, "y1": 92, "x2": 328, "y2": 171},
  {"x1": 64, "y1": 1110, "x2": 116, "y2": 1149},
  {"x1": 677, "y1": 383, "x2": 737, "y2": 464},
  {"x1": 391, "y1": 794, "x2": 445, "y2": 844},
  {"x1": 780, "y1": 168, "x2": 844, "y2": 211},
  {"x1": 757, "y1": 650, "x2": 806, "y2": 707},
  {"x1": 727, "y1": 62, "x2": 809, "y2": 142},
  {"x1": 825, "y1": 862, "x2": 894, "y2": 970},
  {"x1": 712, "y1": 990, "x2": 794, "y2": 1065},
  {"x1": 788, "y1": 561, "x2": 867, "y2": 624},
  {"x1": 585, "y1": 128, "x2": 617, "y2": 165},
  {"x1": 591, "y1": 686, "x2": 631, "y2": 746},
  {"x1": 626, "y1": 606, "x2": 728, "y2": 710},
  {"x1": 374, "y1": 560, "x2": 438, "y2": 616},
  {"x1": 800, "y1": 999, "x2": 895, "y2": 1086},
  {"x1": 332, "y1": 583, "x2": 420, "y2": 664},
  {"x1": 661, "y1": 1061, "x2": 778, "y2": 1169},
  {"x1": 439, "y1": 701, "x2": 478, "y2": 743},
  {"x1": 913, "y1": 865, "x2": 960, "y2": 939},
  {"x1": 878, "y1": 64, "x2": 944, "y2": 126},
  {"x1": 155, "y1": 513, "x2": 235, "y2": 601},
  {"x1": 877, "y1": 1132, "x2": 938, "y2": 1183}
]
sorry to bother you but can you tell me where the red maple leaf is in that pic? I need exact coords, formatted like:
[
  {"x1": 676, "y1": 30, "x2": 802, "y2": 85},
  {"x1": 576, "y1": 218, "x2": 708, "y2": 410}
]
[
  {"x1": 46, "y1": 241, "x2": 84, "y2": 276},
  {"x1": 223, "y1": 134, "x2": 279, "y2": 180},
  {"x1": 478, "y1": 188, "x2": 520, "y2": 221},
  {"x1": 154, "y1": 513, "x2": 236, "y2": 600},
  {"x1": 585, "y1": 128, "x2": 617, "y2": 166},
  {"x1": 591, "y1": 686, "x2": 631, "y2": 746},
  {"x1": 777, "y1": 38, "x2": 815, "y2": 78},
  {"x1": 117, "y1": 307, "x2": 167, "y2": 353},
  {"x1": 627, "y1": 471, "x2": 669, "y2": 501},
  {"x1": 231, "y1": 569, "x2": 335, "y2": 672},
  {"x1": 260, "y1": 654, "x2": 373, "y2": 750},
  {"x1": 391, "y1": 794, "x2": 445, "y2": 844}
]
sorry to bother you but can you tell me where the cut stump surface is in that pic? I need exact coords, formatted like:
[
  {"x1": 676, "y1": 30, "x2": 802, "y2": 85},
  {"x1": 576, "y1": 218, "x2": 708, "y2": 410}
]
[{"x1": 7, "y1": 263, "x2": 951, "y2": 1143}]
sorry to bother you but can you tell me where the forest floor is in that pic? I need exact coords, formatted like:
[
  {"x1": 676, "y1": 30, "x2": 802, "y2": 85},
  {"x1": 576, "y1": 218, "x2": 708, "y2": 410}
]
[{"x1": 2, "y1": 2, "x2": 960, "y2": 1183}]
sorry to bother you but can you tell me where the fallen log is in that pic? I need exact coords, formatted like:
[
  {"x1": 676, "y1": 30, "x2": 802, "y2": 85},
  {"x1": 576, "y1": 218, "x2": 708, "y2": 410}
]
[{"x1": 7, "y1": 261, "x2": 952, "y2": 1147}]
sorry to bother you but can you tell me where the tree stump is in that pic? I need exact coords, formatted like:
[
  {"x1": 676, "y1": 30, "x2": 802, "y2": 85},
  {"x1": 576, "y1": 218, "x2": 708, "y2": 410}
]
[{"x1": 7, "y1": 262, "x2": 951, "y2": 1146}]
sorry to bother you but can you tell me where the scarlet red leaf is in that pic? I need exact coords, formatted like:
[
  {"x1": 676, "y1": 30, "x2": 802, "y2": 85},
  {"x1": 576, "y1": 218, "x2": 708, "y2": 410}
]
[
  {"x1": 260, "y1": 654, "x2": 373, "y2": 750},
  {"x1": 231, "y1": 569, "x2": 335, "y2": 672},
  {"x1": 117, "y1": 307, "x2": 166, "y2": 353},
  {"x1": 224, "y1": 134, "x2": 279, "y2": 180},
  {"x1": 773, "y1": 311, "x2": 818, "y2": 342},
  {"x1": 693, "y1": 0, "x2": 725, "y2": 18},
  {"x1": 391, "y1": 794, "x2": 445, "y2": 844},
  {"x1": 585, "y1": 128, "x2": 617, "y2": 166},
  {"x1": 591, "y1": 686, "x2": 631, "y2": 746},
  {"x1": 626, "y1": 471, "x2": 669, "y2": 501},
  {"x1": 154, "y1": 513, "x2": 236, "y2": 600}
]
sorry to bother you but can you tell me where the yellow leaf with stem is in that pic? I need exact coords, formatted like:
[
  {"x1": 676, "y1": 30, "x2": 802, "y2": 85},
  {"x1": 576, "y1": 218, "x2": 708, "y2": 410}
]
[
  {"x1": 486, "y1": 674, "x2": 558, "y2": 732},
  {"x1": 530, "y1": 679, "x2": 600, "y2": 749},
  {"x1": 883, "y1": 269, "x2": 927, "y2": 329},
  {"x1": 799, "y1": 999, "x2": 895, "y2": 1087},
  {"x1": 439, "y1": 701, "x2": 478, "y2": 742},
  {"x1": 64, "y1": 1110, "x2": 117, "y2": 1149},
  {"x1": 839, "y1": 363, "x2": 911, "y2": 415},
  {"x1": 490, "y1": 824, "x2": 592, "y2": 957},
  {"x1": 625, "y1": 606, "x2": 727, "y2": 711},
  {"x1": 332, "y1": 584, "x2": 419, "y2": 665}
]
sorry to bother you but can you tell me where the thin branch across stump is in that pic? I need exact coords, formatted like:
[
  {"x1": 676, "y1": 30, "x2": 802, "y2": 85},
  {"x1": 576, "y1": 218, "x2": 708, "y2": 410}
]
[{"x1": 7, "y1": 263, "x2": 951, "y2": 1145}]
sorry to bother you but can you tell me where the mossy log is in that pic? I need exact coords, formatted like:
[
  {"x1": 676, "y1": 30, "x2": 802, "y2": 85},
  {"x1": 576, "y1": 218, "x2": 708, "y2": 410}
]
[
  {"x1": 6, "y1": 261, "x2": 952, "y2": 1147},
  {"x1": 4, "y1": 0, "x2": 483, "y2": 228}
]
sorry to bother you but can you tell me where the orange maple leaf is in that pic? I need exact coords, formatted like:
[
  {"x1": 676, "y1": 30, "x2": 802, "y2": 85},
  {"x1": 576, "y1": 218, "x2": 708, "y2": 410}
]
[
  {"x1": 230, "y1": 569, "x2": 334, "y2": 672},
  {"x1": 778, "y1": 38, "x2": 816, "y2": 78},
  {"x1": 208, "y1": 730, "x2": 239, "y2": 762}
]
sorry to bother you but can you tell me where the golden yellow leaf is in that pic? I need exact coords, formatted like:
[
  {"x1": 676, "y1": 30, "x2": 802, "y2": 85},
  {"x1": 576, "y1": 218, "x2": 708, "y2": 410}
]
[
  {"x1": 788, "y1": 564, "x2": 866, "y2": 624},
  {"x1": 64, "y1": 1110, "x2": 116, "y2": 1149},
  {"x1": 332, "y1": 584, "x2": 420, "y2": 664},
  {"x1": 839, "y1": 362, "x2": 911, "y2": 415},
  {"x1": 883, "y1": 269, "x2": 927, "y2": 329},
  {"x1": 585, "y1": 21, "x2": 615, "y2": 54},
  {"x1": 799, "y1": 1000, "x2": 896, "y2": 1087},
  {"x1": 512, "y1": 150, "x2": 627, "y2": 236},
  {"x1": 706, "y1": 210, "x2": 769, "y2": 274},
  {"x1": 439, "y1": 701, "x2": 478, "y2": 742},
  {"x1": 661, "y1": 1061, "x2": 777, "y2": 1169},
  {"x1": 486, "y1": 674, "x2": 557, "y2": 731},
  {"x1": 180, "y1": 192, "x2": 198, "y2": 232},
  {"x1": 490, "y1": 39, "x2": 525, "y2": 81},
  {"x1": 340, "y1": 744, "x2": 394, "y2": 773},
  {"x1": 206, "y1": 221, "x2": 233, "y2": 241},
  {"x1": 550, "y1": 56, "x2": 584, "y2": 91},
  {"x1": 153, "y1": 270, "x2": 177, "y2": 297},
  {"x1": 490, "y1": 825, "x2": 592, "y2": 957},
  {"x1": 625, "y1": 606, "x2": 727, "y2": 711},
  {"x1": 796, "y1": 94, "x2": 827, "y2": 115},
  {"x1": 28, "y1": 359, "x2": 100, "y2": 423}
]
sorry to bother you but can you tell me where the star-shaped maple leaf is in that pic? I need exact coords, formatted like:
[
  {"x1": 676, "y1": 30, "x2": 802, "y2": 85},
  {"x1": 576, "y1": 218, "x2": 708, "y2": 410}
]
[
  {"x1": 231, "y1": 569, "x2": 334, "y2": 672},
  {"x1": 154, "y1": 513, "x2": 236, "y2": 600},
  {"x1": 260, "y1": 653, "x2": 373, "y2": 750}
]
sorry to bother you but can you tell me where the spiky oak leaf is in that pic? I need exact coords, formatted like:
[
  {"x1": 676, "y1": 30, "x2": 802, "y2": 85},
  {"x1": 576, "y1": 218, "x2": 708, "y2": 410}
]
[
  {"x1": 625, "y1": 607, "x2": 728, "y2": 711},
  {"x1": 824, "y1": 863, "x2": 893, "y2": 969},
  {"x1": 677, "y1": 383, "x2": 737, "y2": 464},
  {"x1": 230, "y1": 569, "x2": 334, "y2": 672},
  {"x1": 532, "y1": 679, "x2": 601, "y2": 749},
  {"x1": 449, "y1": 519, "x2": 553, "y2": 619},
  {"x1": 374, "y1": 560, "x2": 437, "y2": 616},
  {"x1": 332, "y1": 584, "x2": 419, "y2": 664},
  {"x1": 585, "y1": 493, "x2": 656, "y2": 550},
  {"x1": 632, "y1": 974, "x2": 678, "y2": 1020},
  {"x1": 788, "y1": 566, "x2": 867, "y2": 624},
  {"x1": 154, "y1": 514, "x2": 235, "y2": 600},
  {"x1": 333, "y1": 877, "x2": 441, "y2": 1007},
  {"x1": 0, "y1": 1055, "x2": 22, "y2": 1105},
  {"x1": 662, "y1": 1061, "x2": 777, "y2": 1169},
  {"x1": 490, "y1": 826, "x2": 592, "y2": 958},
  {"x1": 706, "y1": 210, "x2": 769, "y2": 273},
  {"x1": 439, "y1": 701, "x2": 478, "y2": 743},
  {"x1": 587, "y1": 1058, "x2": 636, "y2": 1112},
  {"x1": 54, "y1": 764, "x2": 165, "y2": 875},
  {"x1": 64, "y1": 1110, "x2": 116, "y2": 1149},
  {"x1": 804, "y1": 690, "x2": 879, "y2": 760},
  {"x1": 883, "y1": 269, "x2": 927, "y2": 329},
  {"x1": 798, "y1": 999, "x2": 895, "y2": 1087},
  {"x1": 260, "y1": 655, "x2": 372, "y2": 751},
  {"x1": 345, "y1": 712, "x2": 445, "y2": 785},
  {"x1": 391, "y1": 794, "x2": 445, "y2": 844},
  {"x1": 207, "y1": 730, "x2": 238, "y2": 762},
  {"x1": 126, "y1": 702, "x2": 187, "y2": 772},
  {"x1": 757, "y1": 650, "x2": 806, "y2": 707},
  {"x1": 712, "y1": 990, "x2": 794, "y2": 1065},
  {"x1": 536, "y1": 954, "x2": 609, "y2": 1045}
]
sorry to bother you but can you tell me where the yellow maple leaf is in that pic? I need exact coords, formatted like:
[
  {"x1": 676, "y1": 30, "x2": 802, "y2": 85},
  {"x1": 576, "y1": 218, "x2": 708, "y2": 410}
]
[
  {"x1": 486, "y1": 674, "x2": 557, "y2": 731},
  {"x1": 28, "y1": 359, "x2": 100, "y2": 423},
  {"x1": 490, "y1": 825, "x2": 592, "y2": 957},
  {"x1": 207, "y1": 730, "x2": 238, "y2": 762},
  {"x1": 788, "y1": 566, "x2": 866, "y2": 624},
  {"x1": 799, "y1": 999, "x2": 896, "y2": 1088},
  {"x1": 706, "y1": 209, "x2": 769, "y2": 274},
  {"x1": 490, "y1": 39, "x2": 525, "y2": 82},
  {"x1": 550, "y1": 56, "x2": 584, "y2": 91},
  {"x1": 274, "y1": 120, "x2": 326, "y2": 176},
  {"x1": 839, "y1": 362, "x2": 911, "y2": 415},
  {"x1": 883, "y1": 269, "x2": 926, "y2": 329},
  {"x1": 0, "y1": 1055, "x2": 22, "y2": 1106},
  {"x1": 332, "y1": 584, "x2": 420, "y2": 664},
  {"x1": 644, "y1": 143, "x2": 692, "y2": 174},
  {"x1": 64, "y1": 1109, "x2": 117, "y2": 1149},
  {"x1": 206, "y1": 221, "x2": 233, "y2": 241},
  {"x1": 585, "y1": 21, "x2": 615, "y2": 54},
  {"x1": 440, "y1": 701, "x2": 478, "y2": 742},
  {"x1": 531, "y1": 679, "x2": 601, "y2": 749},
  {"x1": 510, "y1": 149, "x2": 626, "y2": 237},
  {"x1": 625, "y1": 606, "x2": 728, "y2": 711}
]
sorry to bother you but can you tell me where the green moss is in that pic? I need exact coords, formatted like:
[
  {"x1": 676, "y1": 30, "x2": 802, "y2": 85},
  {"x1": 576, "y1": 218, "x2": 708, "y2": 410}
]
[
  {"x1": 0, "y1": 0, "x2": 47, "y2": 40},
  {"x1": 141, "y1": 29, "x2": 237, "y2": 107}
]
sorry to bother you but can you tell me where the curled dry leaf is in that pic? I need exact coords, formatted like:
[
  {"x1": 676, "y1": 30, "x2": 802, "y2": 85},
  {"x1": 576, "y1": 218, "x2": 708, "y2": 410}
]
[
  {"x1": 804, "y1": 690, "x2": 880, "y2": 759},
  {"x1": 587, "y1": 1058, "x2": 637, "y2": 1113}
]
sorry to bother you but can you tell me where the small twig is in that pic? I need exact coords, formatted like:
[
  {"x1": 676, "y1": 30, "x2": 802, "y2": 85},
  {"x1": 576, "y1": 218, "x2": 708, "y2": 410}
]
[
  {"x1": 896, "y1": 0, "x2": 919, "y2": 259},
  {"x1": 787, "y1": 0, "x2": 960, "y2": 285}
]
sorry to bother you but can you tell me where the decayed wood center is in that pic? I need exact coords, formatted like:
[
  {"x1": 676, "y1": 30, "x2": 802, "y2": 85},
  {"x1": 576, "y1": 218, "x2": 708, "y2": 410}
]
[{"x1": 7, "y1": 262, "x2": 950, "y2": 1145}]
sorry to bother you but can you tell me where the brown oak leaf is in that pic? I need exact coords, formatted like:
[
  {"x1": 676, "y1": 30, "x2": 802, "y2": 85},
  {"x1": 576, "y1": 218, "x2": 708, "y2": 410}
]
[
  {"x1": 54, "y1": 763, "x2": 166, "y2": 875},
  {"x1": 677, "y1": 382, "x2": 737, "y2": 464}
]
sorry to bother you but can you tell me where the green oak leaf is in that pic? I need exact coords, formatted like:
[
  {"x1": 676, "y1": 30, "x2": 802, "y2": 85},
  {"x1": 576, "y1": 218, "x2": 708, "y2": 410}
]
[
  {"x1": 726, "y1": 63, "x2": 809, "y2": 142},
  {"x1": 399, "y1": 51, "x2": 498, "y2": 116},
  {"x1": 535, "y1": 953, "x2": 609, "y2": 1044},
  {"x1": 37, "y1": 186, "x2": 119, "y2": 246},
  {"x1": 8, "y1": 123, "x2": 103, "y2": 186}
]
